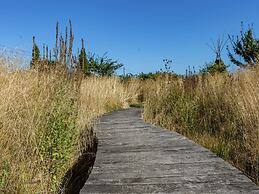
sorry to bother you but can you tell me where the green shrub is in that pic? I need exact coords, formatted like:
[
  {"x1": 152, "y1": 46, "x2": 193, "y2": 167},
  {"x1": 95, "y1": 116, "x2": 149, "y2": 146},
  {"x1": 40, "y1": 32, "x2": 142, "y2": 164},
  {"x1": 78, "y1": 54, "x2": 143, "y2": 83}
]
[{"x1": 36, "y1": 86, "x2": 78, "y2": 191}]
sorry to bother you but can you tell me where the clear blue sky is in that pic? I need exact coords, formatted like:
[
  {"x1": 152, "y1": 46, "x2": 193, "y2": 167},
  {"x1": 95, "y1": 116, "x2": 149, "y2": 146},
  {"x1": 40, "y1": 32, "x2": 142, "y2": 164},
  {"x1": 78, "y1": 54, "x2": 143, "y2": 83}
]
[{"x1": 1, "y1": 0, "x2": 259, "y2": 74}]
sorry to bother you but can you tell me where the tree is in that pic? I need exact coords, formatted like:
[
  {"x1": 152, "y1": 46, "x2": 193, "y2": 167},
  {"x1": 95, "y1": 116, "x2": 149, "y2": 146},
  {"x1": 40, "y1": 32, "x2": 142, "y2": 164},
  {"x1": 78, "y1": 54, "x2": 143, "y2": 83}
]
[
  {"x1": 201, "y1": 60, "x2": 227, "y2": 74},
  {"x1": 78, "y1": 38, "x2": 90, "y2": 75},
  {"x1": 201, "y1": 36, "x2": 228, "y2": 74},
  {"x1": 227, "y1": 23, "x2": 259, "y2": 68},
  {"x1": 30, "y1": 36, "x2": 40, "y2": 68},
  {"x1": 88, "y1": 53, "x2": 123, "y2": 76}
]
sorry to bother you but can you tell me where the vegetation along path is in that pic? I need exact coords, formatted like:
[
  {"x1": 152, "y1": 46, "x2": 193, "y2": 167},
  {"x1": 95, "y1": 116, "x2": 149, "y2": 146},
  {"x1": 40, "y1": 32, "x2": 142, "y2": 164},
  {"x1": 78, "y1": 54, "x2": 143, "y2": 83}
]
[{"x1": 80, "y1": 108, "x2": 259, "y2": 193}]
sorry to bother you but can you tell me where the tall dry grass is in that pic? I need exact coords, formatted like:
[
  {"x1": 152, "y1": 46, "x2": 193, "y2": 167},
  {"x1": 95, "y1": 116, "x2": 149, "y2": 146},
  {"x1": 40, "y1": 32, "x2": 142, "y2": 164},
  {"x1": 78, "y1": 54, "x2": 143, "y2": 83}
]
[
  {"x1": 0, "y1": 59, "x2": 137, "y2": 193},
  {"x1": 144, "y1": 68, "x2": 259, "y2": 184},
  {"x1": 0, "y1": 65, "x2": 81, "y2": 193},
  {"x1": 0, "y1": 71, "x2": 63, "y2": 192},
  {"x1": 78, "y1": 76, "x2": 142, "y2": 127}
]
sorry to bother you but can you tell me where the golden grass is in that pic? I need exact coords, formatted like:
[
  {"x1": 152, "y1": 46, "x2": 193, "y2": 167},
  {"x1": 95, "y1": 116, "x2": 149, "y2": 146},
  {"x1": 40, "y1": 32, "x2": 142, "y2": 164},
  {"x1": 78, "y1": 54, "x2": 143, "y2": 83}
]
[
  {"x1": 1, "y1": 70, "x2": 58, "y2": 193},
  {"x1": 0, "y1": 60, "x2": 138, "y2": 193},
  {"x1": 78, "y1": 76, "x2": 142, "y2": 128}
]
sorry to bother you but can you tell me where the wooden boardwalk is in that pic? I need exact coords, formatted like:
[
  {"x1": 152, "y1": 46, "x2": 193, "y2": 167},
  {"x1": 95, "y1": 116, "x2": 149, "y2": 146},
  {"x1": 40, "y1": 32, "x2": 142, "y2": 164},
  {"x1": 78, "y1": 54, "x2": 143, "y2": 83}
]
[{"x1": 80, "y1": 108, "x2": 259, "y2": 193}]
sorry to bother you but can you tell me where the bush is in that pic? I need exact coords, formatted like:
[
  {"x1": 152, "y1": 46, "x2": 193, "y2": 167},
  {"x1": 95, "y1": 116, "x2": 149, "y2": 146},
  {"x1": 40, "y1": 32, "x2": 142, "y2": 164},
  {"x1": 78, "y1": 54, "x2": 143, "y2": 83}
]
[
  {"x1": 228, "y1": 23, "x2": 259, "y2": 67},
  {"x1": 36, "y1": 86, "x2": 78, "y2": 191}
]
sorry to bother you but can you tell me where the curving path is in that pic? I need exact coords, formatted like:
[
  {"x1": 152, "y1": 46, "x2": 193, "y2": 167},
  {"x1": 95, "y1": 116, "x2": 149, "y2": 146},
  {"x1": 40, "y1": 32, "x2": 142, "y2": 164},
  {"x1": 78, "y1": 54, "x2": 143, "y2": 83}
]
[{"x1": 80, "y1": 108, "x2": 259, "y2": 194}]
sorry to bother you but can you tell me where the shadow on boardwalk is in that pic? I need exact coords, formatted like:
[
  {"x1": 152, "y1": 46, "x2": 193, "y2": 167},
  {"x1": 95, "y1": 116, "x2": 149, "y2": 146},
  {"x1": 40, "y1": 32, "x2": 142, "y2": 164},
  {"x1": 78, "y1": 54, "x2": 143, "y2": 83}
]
[{"x1": 81, "y1": 108, "x2": 259, "y2": 194}]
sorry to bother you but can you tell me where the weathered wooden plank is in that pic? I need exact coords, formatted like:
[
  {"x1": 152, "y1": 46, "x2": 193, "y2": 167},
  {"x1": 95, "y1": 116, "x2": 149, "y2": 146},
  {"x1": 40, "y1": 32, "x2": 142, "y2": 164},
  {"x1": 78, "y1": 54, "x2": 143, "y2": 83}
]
[{"x1": 80, "y1": 108, "x2": 259, "y2": 193}]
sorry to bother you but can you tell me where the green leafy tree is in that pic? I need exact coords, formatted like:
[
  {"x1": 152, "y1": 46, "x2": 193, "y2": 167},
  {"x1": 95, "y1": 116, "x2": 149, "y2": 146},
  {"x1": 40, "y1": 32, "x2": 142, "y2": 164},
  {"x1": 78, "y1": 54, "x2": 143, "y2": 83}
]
[
  {"x1": 201, "y1": 36, "x2": 228, "y2": 74},
  {"x1": 201, "y1": 59, "x2": 227, "y2": 74},
  {"x1": 30, "y1": 36, "x2": 40, "y2": 68},
  {"x1": 228, "y1": 23, "x2": 259, "y2": 67},
  {"x1": 88, "y1": 53, "x2": 123, "y2": 76}
]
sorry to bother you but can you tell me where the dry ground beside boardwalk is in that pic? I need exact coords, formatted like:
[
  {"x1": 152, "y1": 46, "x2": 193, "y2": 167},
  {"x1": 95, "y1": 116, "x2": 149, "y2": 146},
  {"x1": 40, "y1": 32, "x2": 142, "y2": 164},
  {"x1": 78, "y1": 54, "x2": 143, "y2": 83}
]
[{"x1": 80, "y1": 108, "x2": 259, "y2": 194}]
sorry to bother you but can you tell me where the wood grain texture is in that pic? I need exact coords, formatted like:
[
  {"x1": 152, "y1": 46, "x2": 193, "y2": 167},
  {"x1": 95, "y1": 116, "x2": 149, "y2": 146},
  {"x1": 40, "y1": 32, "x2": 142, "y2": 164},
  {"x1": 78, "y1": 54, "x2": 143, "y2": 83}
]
[{"x1": 80, "y1": 108, "x2": 259, "y2": 194}]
